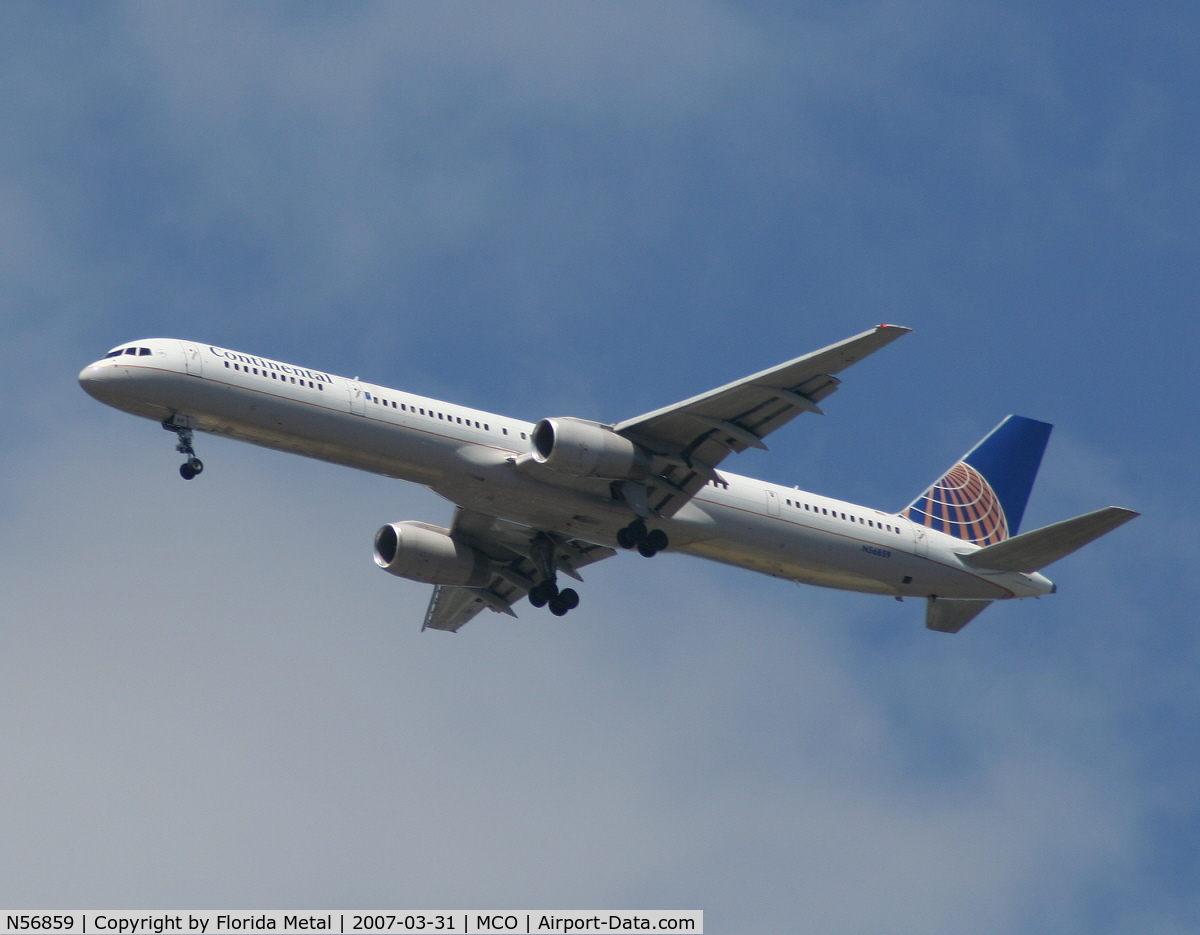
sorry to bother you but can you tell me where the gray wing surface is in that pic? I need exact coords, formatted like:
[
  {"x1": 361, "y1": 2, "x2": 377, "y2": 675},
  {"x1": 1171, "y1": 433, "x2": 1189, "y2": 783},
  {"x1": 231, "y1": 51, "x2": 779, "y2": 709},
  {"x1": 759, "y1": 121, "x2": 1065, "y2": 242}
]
[
  {"x1": 422, "y1": 509, "x2": 617, "y2": 632},
  {"x1": 610, "y1": 324, "x2": 911, "y2": 517}
]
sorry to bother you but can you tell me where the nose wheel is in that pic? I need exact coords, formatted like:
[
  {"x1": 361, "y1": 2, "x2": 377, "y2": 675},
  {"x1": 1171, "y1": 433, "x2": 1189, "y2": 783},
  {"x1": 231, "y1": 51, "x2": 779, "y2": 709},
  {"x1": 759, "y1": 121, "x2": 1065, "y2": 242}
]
[
  {"x1": 617, "y1": 518, "x2": 668, "y2": 557},
  {"x1": 179, "y1": 458, "x2": 204, "y2": 480},
  {"x1": 163, "y1": 419, "x2": 204, "y2": 480}
]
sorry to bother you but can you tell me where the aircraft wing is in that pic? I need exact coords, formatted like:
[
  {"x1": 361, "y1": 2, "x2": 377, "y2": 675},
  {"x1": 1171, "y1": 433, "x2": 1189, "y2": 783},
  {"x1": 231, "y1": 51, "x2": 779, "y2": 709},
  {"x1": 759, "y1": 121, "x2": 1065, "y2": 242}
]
[
  {"x1": 610, "y1": 324, "x2": 910, "y2": 516},
  {"x1": 422, "y1": 508, "x2": 617, "y2": 632}
]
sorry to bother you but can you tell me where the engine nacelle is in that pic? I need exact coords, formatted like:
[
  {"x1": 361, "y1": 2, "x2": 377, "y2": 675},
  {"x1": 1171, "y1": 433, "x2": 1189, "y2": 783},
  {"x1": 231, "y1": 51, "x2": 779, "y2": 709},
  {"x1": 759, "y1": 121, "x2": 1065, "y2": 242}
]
[
  {"x1": 531, "y1": 417, "x2": 650, "y2": 480},
  {"x1": 373, "y1": 521, "x2": 491, "y2": 587}
]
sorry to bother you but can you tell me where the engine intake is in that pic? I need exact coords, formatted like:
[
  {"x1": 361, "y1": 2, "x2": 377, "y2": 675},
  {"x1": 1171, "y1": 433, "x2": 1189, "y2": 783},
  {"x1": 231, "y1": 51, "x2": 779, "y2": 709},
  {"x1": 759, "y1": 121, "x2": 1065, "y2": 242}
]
[
  {"x1": 373, "y1": 521, "x2": 491, "y2": 587},
  {"x1": 531, "y1": 417, "x2": 649, "y2": 480}
]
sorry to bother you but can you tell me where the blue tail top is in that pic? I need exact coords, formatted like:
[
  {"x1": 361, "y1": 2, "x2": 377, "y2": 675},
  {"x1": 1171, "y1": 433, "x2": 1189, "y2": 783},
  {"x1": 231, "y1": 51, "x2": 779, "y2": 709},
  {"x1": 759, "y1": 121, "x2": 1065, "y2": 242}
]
[{"x1": 903, "y1": 415, "x2": 1052, "y2": 545}]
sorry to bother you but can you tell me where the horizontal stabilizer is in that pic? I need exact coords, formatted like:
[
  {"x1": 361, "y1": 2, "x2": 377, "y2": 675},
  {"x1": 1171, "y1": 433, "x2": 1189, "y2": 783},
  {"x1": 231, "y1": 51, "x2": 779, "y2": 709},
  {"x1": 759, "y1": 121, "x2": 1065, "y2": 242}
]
[
  {"x1": 926, "y1": 598, "x2": 992, "y2": 633},
  {"x1": 961, "y1": 506, "x2": 1139, "y2": 573}
]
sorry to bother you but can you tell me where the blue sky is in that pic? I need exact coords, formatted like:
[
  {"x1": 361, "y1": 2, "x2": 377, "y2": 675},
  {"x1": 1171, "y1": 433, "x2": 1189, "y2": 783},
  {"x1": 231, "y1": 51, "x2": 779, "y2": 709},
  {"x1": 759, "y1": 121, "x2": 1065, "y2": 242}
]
[{"x1": 0, "y1": 2, "x2": 1196, "y2": 931}]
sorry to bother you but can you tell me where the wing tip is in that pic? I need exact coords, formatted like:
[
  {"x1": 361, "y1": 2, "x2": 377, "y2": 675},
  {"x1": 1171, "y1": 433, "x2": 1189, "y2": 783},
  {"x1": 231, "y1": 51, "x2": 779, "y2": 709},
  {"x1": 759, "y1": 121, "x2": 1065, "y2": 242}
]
[{"x1": 877, "y1": 323, "x2": 914, "y2": 334}]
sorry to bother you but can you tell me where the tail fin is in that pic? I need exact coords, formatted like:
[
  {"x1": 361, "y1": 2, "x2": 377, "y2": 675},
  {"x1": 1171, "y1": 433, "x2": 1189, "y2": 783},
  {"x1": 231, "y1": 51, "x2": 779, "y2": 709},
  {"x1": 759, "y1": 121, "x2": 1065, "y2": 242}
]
[{"x1": 903, "y1": 415, "x2": 1053, "y2": 545}]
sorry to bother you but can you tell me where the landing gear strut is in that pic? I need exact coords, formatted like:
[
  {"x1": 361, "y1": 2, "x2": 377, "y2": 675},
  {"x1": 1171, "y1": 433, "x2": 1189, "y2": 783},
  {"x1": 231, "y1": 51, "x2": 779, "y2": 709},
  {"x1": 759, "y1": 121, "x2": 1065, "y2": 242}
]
[
  {"x1": 617, "y1": 518, "x2": 668, "y2": 557},
  {"x1": 163, "y1": 419, "x2": 204, "y2": 480}
]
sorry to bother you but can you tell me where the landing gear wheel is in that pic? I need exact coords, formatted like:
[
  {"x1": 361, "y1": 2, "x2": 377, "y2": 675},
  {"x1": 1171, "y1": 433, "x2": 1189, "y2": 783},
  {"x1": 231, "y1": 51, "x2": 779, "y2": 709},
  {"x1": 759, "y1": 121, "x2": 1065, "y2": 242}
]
[
  {"x1": 637, "y1": 528, "x2": 668, "y2": 557},
  {"x1": 164, "y1": 419, "x2": 205, "y2": 480},
  {"x1": 529, "y1": 579, "x2": 559, "y2": 608},
  {"x1": 547, "y1": 587, "x2": 579, "y2": 616},
  {"x1": 617, "y1": 518, "x2": 648, "y2": 550}
]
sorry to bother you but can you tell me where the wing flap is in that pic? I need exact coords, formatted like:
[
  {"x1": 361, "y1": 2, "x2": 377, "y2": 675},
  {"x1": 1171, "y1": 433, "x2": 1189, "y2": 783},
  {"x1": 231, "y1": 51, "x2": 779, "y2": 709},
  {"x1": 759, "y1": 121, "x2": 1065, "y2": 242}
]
[{"x1": 423, "y1": 583, "x2": 514, "y2": 632}]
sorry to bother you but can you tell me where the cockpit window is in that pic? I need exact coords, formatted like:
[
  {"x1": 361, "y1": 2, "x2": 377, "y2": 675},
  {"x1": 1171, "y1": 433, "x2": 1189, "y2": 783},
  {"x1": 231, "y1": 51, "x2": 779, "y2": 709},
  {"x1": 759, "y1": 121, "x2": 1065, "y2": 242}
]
[
  {"x1": 104, "y1": 349, "x2": 124, "y2": 358},
  {"x1": 124, "y1": 348, "x2": 138, "y2": 356},
  {"x1": 139, "y1": 347, "x2": 151, "y2": 356}
]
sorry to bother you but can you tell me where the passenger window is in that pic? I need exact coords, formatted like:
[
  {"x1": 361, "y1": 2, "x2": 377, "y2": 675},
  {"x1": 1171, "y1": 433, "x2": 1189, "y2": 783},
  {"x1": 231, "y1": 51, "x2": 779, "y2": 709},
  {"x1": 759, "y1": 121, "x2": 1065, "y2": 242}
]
[
  {"x1": 484, "y1": 424, "x2": 490, "y2": 431},
  {"x1": 822, "y1": 508, "x2": 827, "y2": 515},
  {"x1": 317, "y1": 383, "x2": 323, "y2": 390},
  {"x1": 502, "y1": 428, "x2": 508, "y2": 435},
  {"x1": 224, "y1": 361, "x2": 230, "y2": 368}
]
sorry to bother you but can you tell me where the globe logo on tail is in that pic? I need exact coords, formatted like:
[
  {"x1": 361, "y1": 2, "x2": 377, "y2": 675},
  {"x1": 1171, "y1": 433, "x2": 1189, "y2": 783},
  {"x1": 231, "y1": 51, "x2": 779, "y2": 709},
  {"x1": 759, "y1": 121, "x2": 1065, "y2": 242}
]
[{"x1": 903, "y1": 461, "x2": 1009, "y2": 546}]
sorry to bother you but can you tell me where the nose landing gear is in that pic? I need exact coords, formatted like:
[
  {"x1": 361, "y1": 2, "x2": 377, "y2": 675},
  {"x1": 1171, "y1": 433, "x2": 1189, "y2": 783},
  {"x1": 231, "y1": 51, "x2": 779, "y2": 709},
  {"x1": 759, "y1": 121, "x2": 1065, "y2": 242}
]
[
  {"x1": 617, "y1": 518, "x2": 669, "y2": 557},
  {"x1": 163, "y1": 419, "x2": 204, "y2": 480}
]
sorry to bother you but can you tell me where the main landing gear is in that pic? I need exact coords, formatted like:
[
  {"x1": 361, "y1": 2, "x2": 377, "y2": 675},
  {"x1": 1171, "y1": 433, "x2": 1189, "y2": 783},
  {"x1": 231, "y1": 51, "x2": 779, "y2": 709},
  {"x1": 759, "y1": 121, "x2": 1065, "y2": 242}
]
[
  {"x1": 163, "y1": 419, "x2": 204, "y2": 480},
  {"x1": 526, "y1": 532, "x2": 581, "y2": 617},
  {"x1": 616, "y1": 518, "x2": 669, "y2": 557},
  {"x1": 527, "y1": 579, "x2": 580, "y2": 617}
]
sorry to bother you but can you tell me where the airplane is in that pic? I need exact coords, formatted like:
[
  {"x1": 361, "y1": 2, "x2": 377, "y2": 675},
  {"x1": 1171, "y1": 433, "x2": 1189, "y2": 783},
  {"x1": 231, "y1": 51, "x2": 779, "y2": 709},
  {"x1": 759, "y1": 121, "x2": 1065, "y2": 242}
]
[{"x1": 78, "y1": 326, "x2": 1137, "y2": 634}]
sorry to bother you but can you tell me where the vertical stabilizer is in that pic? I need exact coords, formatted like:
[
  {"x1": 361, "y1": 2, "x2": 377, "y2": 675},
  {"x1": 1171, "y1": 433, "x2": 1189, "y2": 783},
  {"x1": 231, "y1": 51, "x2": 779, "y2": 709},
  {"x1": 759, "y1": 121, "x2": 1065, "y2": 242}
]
[{"x1": 903, "y1": 415, "x2": 1052, "y2": 545}]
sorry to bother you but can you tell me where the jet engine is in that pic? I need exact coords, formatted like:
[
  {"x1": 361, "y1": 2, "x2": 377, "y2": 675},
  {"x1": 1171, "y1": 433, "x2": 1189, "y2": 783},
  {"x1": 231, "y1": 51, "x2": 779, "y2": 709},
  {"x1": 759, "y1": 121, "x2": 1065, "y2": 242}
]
[
  {"x1": 373, "y1": 521, "x2": 491, "y2": 587},
  {"x1": 531, "y1": 417, "x2": 650, "y2": 480}
]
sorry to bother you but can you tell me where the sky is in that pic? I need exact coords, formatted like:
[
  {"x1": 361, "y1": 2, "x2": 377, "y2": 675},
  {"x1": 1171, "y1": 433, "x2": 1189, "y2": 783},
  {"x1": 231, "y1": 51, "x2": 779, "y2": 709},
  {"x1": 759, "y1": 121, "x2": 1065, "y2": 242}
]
[{"x1": 0, "y1": 1, "x2": 1197, "y2": 931}]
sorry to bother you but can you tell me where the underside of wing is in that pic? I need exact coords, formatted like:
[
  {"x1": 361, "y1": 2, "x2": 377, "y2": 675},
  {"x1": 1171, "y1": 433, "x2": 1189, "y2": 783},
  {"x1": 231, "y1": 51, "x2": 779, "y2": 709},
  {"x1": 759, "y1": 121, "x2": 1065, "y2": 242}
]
[
  {"x1": 608, "y1": 324, "x2": 910, "y2": 517},
  {"x1": 423, "y1": 583, "x2": 513, "y2": 633},
  {"x1": 422, "y1": 509, "x2": 616, "y2": 632}
]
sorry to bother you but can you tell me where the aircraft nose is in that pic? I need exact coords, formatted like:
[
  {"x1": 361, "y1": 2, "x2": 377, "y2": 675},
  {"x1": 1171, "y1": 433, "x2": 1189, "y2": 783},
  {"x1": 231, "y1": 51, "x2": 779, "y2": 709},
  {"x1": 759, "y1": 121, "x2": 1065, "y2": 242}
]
[{"x1": 78, "y1": 360, "x2": 117, "y2": 401}]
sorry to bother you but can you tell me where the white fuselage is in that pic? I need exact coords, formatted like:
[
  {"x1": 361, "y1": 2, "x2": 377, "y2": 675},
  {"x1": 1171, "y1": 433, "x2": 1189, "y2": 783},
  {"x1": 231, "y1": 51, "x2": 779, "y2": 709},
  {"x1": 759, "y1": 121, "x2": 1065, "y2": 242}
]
[{"x1": 79, "y1": 339, "x2": 1054, "y2": 602}]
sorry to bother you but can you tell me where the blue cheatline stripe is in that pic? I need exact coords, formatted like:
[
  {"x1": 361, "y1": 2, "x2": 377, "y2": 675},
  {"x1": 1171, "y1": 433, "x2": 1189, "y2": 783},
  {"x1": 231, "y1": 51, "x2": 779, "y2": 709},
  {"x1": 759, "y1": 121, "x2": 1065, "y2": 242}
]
[{"x1": 961, "y1": 415, "x2": 1053, "y2": 536}]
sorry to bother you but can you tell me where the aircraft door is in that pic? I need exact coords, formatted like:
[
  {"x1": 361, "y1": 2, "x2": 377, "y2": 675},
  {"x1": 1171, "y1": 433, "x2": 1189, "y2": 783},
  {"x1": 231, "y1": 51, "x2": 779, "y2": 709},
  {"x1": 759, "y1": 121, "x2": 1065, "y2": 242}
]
[
  {"x1": 180, "y1": 341, "x2": 204, "y2": 377},
  {"x1": 765, "y1": 489, "x2": 780, "y2": 516},
  {"x1": 348, "y1": 380, "x2": 366, "y2": 416},
  {"x1": 907, "y1": 518, "x2": 929, "y2": 558}
]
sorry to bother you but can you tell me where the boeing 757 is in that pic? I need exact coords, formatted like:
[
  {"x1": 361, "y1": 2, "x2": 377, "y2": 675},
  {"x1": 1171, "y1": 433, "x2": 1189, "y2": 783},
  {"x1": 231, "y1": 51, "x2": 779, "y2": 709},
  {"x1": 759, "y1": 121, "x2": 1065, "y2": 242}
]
[{"x1": 79, "y1": 327, "x2": 1137, "y2": 633}]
